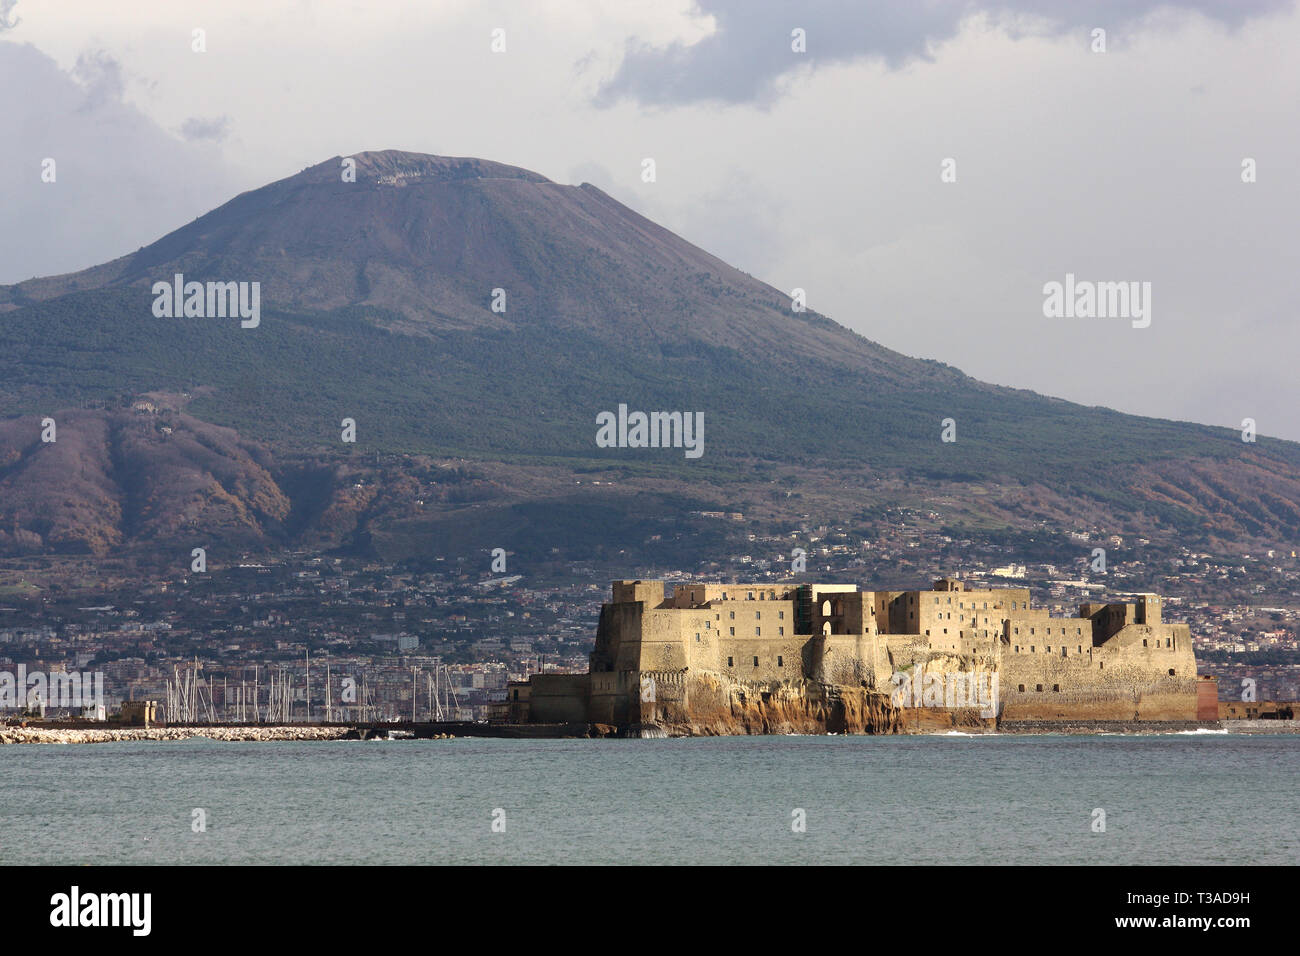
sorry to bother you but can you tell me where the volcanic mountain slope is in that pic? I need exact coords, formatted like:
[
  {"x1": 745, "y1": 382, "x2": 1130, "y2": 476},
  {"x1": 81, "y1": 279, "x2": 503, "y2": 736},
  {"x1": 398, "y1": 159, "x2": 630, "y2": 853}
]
[
  {"x1": 2, "y1": 151, "x2": 892, "y2": 363},
  {"x1": 0, "y1": 406, "x2": 287, "y2": 554},
  {"x1": 0, "y1": 149, "x2": 1297, "y2": 558}
]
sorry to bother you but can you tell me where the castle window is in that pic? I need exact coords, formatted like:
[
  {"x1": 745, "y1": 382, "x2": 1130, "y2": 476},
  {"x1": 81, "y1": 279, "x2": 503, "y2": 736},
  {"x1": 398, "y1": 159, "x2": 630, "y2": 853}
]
[
  {"x1": 779, "y1": 610, "x2": 784, "y2": 619},
  {"x1": 755, "y1": 627, "x2": 761, "y2": 636},
  {"x1": 705, "y1": 621, "x2": 711, "y2": 629},
  {"x1": 1030, "y1": 646, "x2": 1035, "y2": 653},
  {"x1": 756, "y1": 611, "x2": 761, "y2": 619},
  {"x1": 729, "y1": 627, "x2": 735, "y2": 636},
  {"x1": 1166, "y1": 638, "x2": 1171, "y2": 647},
  {"x1": 752, "y1": 657, "x2": 759, "y2": 667},
  {"x1": 1014, "y1": 628, "x2": 1019, "y2": 635},
  {"x1": 748, "y1": 592, "x2": 754, "y2": 600},
  {"x1": 778, "y1": 656, "x2": 784, "y2": 667},
  {"x1": 727, "y1": 657, "x2": 733, "y2": 667},
  {"x1": 1036, "y1": 684, "x2": 1043, "y2": 692},
  {"x1": 760, "y1": 593, "x2": 765, "y2": 600},
  {"x1": 695, "y1": 633, "x2": 700, "y2": 642},
  {"x1": 1142, "y1": 639, "x2": 1147, "y2": 647},
  {"x1": 1018, "y1": 684, "x2": 1025, "y2": 692},
  {"x1": 926, "y1": 630, "x2": 931, "y2": 636},
  {"x1": 823, "y1": 600, "x2": 832, "y2": 615},
  {"x1": 1014, "y1": 645, "x2": 1018, "y2": 652},
  {"x1": 1046, "y1": 646, "x2": 1051, "y2": 653},
  {"x1": 1099, "y1": 662, "x2": 1104, "y2": 670},
  {"x1": 779, "y1": 627, "x2": 784, "y2": 636},
  {"x1": 943, "y1": 628, "x2": 948, "y2": 634},
  {"x1": 1030, "y1": 628, "x2": 1035, "y2": 635},
  {"x1": 1169, "y1": 669, "x2": 1175, "y2": 676},
  {"x1": 1052, "y1": 685, "x2": 1060, "y2": 693},
  {"x1": 730, "y1": 611, "x2": 735, "y2": 619},
  {"x1": 934, "y1": 597, "x2": 939, "y2": 604},
  {"x1": 1078, "y1": 646, "x2": 1082, "y2": 653}
]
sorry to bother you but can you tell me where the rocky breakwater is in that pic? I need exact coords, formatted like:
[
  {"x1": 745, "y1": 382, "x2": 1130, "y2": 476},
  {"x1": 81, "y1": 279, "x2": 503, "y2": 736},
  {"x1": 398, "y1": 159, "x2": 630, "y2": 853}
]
[{"x1": 0, "y1": 725, "x2": 353, "y2": 745}]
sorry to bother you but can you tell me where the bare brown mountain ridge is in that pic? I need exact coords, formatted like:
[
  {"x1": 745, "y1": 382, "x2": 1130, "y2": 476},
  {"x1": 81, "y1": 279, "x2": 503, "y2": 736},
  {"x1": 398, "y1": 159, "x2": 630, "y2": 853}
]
[
  {"x1": 0, "y1": 151, "x2": 937, "y2": 371},
  {"x1": 0, "y1": 149, "x2": 1296, "y2": 560}
]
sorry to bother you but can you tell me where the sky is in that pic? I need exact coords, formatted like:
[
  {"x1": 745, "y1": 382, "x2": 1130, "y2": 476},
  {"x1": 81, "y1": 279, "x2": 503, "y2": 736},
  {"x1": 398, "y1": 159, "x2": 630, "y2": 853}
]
[{"x1": 2, "y1": 0, "x2": 1297, "y2": 439}]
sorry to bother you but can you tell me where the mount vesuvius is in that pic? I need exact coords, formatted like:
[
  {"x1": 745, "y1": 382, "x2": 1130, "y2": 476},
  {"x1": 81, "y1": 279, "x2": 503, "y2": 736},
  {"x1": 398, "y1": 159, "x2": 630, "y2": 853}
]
[{"x1": 1, "y1": 150, "x2": 1296, "y2": 562}]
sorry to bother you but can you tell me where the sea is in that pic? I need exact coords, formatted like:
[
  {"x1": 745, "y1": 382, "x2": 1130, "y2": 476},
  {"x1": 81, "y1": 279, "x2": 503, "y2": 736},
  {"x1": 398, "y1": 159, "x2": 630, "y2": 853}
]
[{"x1": 2, "y1": 733, "x2": 1296, "y2": 865}]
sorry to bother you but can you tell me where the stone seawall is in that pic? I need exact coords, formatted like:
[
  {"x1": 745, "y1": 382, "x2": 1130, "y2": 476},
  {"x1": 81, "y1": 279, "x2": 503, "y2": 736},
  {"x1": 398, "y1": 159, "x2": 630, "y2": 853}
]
[
  {"x1": 1221, "y1": 720, "x2": 1300, "y2": 734},
  {"x1": 999, "y1": 719, "x2": 1300, "y2": 734},
  {"x1": 999, "y1": 719, "x2": 1217, "y2": 734},
  {"x1": 0, "y1": 725, "x2": 353, "y2": 745}
]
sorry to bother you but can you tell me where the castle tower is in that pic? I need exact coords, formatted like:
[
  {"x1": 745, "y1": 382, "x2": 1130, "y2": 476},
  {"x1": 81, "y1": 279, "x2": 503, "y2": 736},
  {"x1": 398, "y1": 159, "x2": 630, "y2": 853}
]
[{"x1": 1135, "y1": 594, "x2": 1162, "y2": 625}]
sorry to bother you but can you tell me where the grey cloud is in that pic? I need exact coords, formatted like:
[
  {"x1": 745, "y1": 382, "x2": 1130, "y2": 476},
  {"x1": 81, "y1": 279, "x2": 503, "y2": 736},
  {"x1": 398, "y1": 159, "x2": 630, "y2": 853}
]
[
  {"x1": 0, "y1": 40, "x2": 243, "y2": 284},
  {"x1": 567, "y1": 160, "x2": 615, "y2": 191},
  {"x1": 181, "y1": 115, "x2": 232, "y2": 142},
  {"x1": 71, "y1": 49, "x2": 125, "y2": 111},
  {"x1": 596, "y1": 0, "x2": 1294, "y2": 106},
  {"x1": 0, "y1": 0, "x2": 19, "y2": 32}
]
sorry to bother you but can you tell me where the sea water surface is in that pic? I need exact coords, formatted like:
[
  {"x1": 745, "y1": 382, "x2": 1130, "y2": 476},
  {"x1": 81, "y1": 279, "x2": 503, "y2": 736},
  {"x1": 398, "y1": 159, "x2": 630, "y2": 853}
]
[{"x1": 1, "y1": 734, "x2": 1296, "y2": 865}]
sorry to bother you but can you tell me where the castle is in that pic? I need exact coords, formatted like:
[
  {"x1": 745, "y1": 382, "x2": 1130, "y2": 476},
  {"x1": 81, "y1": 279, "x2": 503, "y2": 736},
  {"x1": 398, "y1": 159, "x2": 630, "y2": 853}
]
[{"x1": 512, "y1": 578, "x2": 1203, "y2": 735}]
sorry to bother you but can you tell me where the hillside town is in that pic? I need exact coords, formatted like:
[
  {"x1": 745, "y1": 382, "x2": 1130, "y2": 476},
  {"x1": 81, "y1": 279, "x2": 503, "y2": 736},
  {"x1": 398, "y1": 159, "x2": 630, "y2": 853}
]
[{"x1": 1, "y1": 511, "x2": 1298, "y2": 721}]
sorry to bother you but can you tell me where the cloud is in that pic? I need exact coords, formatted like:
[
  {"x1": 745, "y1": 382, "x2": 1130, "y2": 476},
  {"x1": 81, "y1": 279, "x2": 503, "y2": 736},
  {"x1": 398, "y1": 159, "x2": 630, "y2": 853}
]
[
  {"x1": 596, "y1": 0, "x2": 1294, "y2": 106},
  {"x1": 180, "y1": 115, "x2": 232, "y2": 142},
  {"x1": 71, "y1": 49, "x2": 124, "y2": 110},
  {"x1": 0, "y1": 0, "x2": 18, "y2": 32},
  {"x1": 0, "y1": 40, "x2": 243, "y2": 284}
]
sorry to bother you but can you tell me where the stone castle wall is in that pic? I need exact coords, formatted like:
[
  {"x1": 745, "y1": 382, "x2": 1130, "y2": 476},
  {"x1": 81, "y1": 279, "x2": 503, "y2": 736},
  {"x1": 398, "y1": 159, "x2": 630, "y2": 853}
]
[{"x1": 536, "y1": 578, "x2": 1201, "y2": 734}]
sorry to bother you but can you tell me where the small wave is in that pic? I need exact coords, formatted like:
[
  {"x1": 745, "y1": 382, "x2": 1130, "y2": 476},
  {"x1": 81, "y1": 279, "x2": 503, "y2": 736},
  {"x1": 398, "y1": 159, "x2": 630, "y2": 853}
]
[{"x1": 1174, "y1": 728, "x2": 1230, "y2": 735}]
